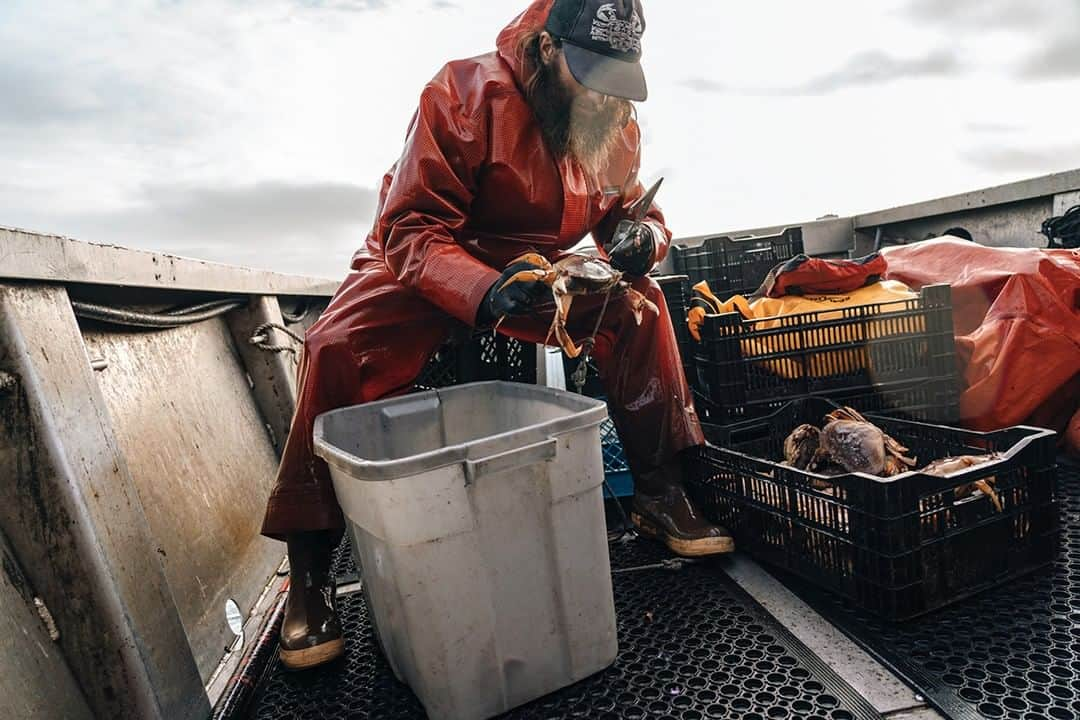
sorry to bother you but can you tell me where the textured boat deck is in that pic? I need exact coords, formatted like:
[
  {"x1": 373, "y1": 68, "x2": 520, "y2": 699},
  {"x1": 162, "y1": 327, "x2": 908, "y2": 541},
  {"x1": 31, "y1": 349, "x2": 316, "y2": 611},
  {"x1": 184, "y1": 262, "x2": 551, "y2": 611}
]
[
  {"x1": 246, "y1": 462, "x2": 1078, "y2": 720},
  {"x1": 783, "y1": 461, "x2": 1080, "y2": 720},
  {"x1": 249, "y1": 536, "x2": 883, "y2": 719}
]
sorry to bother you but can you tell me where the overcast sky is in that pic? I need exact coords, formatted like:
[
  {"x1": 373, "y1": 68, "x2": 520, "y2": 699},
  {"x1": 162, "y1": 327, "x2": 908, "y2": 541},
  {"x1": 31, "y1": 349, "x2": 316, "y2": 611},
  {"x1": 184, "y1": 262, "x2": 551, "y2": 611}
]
[{"x1": 2, "y1": 0, "x2": 1078, "y2": 279}]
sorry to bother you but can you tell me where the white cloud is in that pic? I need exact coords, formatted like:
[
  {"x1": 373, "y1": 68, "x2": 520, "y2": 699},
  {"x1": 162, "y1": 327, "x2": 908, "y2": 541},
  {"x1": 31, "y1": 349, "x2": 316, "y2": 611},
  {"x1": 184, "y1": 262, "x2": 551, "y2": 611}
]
[
  {"x1": 960, "y1": 145, "x2": 1080, "y2": 174},
  {"x1": 0, "y1": 0, "x2": 1077, "y2": 279},
  {"x1": 682, "y1": 49, "x2": 962, "y2": 96}
]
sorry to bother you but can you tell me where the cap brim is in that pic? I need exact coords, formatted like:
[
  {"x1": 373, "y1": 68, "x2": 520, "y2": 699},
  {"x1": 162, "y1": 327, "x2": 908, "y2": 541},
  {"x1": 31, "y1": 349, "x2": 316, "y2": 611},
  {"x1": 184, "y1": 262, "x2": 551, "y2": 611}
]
[{"x1": 563, "y1": 42, "x2": 648, "y2": 102}]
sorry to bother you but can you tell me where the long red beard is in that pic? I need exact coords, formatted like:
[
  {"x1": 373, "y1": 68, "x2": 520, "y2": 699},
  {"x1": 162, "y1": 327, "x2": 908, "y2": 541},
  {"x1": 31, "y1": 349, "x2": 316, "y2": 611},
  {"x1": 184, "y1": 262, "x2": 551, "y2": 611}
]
[{"x1": 524, "y1": 50, "x2": 632, "y2": 175}]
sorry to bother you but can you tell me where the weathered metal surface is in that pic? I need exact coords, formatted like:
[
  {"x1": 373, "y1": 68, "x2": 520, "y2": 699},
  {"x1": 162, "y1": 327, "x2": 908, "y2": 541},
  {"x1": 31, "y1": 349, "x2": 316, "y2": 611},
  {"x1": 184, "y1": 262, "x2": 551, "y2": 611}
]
[
  {"x1": 722, "y1": 555, "x2": 928, "y2": 716},
  {"x1": 82, "y1": 316, "x2": 286, "y2": 681},
  {"x1": 1055, "y1": 190, "x2": 1080, "y2": 217},
  {"x1": 0, "y1": 528, "x2": 95, "y2": 720},
  {"x1": 281, "y1": 297, "x2": 326, "y2": 338},
  {"x1": 853, "y1": 168, "x2": 1080, "y2": 229},
  {"x1": 853, "y1": 196, "x2": 1056, "y2": 255},
  {"x1": 226, "y1": 297, "x2": 300, "y2": 454},
  {"x1": 664, "y1": 170, "x2": 1080, "y2": 268},
  {"x1": 205, "y1": 563, "x2": 288, "y2": 709},
  {"x1": 0, "y1": 226, "x2": 340, "y2": 297},
  {"x1": 0, "y1": 283, "x2": 209, "y2": 719}
]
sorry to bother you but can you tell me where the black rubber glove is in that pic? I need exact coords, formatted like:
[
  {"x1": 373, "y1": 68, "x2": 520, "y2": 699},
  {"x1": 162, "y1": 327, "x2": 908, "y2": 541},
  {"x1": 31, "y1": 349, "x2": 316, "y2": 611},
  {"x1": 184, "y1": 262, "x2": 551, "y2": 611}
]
[
  {"x1": 476, "y1": 260, "x2": 549, "y2": 327},
  {"x1": 609, "y1": 219, "x2": 656, "y2": 277}
]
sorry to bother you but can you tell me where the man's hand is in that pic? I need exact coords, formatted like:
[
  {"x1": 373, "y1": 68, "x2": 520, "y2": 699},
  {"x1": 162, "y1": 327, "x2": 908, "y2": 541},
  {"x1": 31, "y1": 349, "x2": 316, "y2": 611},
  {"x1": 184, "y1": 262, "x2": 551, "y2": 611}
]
[
  {"x1": 477, "y1": 259, "x2": 549, "y2": 327},
  {"x1": 609, "y1": 219, "x2": 656, "y2": 277}
]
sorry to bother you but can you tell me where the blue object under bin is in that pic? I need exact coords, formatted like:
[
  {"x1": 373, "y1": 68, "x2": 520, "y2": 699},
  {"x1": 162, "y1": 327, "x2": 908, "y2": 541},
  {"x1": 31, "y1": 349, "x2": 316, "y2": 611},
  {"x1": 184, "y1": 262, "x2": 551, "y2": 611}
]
[{"x1": 600, "y1": 412, "x2": 634, "y2": 497}]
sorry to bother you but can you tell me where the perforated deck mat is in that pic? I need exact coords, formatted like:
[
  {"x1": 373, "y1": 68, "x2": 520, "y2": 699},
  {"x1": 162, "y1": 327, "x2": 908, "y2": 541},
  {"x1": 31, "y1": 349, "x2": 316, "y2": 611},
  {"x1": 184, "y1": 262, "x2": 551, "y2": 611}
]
[
  {"x1": 251, "y1": 537, "x2": 881, "y2": 720},
  {"x1": 329, "y1": 537, "x2": 357, "y2": 585},
  {"x1": 778, "y1": 462, "x2": 1079, "y2": 720}
]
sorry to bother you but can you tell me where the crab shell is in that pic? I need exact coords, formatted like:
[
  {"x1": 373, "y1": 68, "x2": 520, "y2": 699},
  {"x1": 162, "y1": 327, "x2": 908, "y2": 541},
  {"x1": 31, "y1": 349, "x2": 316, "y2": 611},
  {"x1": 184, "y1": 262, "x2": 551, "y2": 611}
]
[
  {"x1": 498, "y1": 253, "x2": 659, "y2": 358},
  {"x1": 818, "y1": 406, "x2": 917, "y2": 477}
]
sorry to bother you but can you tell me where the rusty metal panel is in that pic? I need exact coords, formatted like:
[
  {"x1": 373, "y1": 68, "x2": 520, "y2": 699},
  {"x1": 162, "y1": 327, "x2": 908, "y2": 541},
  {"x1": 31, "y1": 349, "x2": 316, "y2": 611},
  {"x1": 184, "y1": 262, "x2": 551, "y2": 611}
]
[
  {"x1": 0, "y1": 529, "x2": 95, "y2": 720},
  {"x1": 0, "y1": 283, "x2": 209, "y2": 720},
  {"x1": 82, "y1": 316, "x2": 286, "y2": 681}
]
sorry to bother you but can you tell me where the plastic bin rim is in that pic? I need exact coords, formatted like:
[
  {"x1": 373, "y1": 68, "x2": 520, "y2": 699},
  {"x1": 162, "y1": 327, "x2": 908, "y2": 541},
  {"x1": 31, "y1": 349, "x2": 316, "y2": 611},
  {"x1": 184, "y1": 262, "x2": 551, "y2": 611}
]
[
  {"x1": 704, "y1": 416, "x2": 1056, "y2": 486},
  {"x1": 697, "y1": 284, "x2": 947, "y2": 328},
  {"x1": 312, "y1": 381, "x2": 609, "y2": 482},
  {"x1": 671, "y1": 226, "x2": 803, "y2": 252}
]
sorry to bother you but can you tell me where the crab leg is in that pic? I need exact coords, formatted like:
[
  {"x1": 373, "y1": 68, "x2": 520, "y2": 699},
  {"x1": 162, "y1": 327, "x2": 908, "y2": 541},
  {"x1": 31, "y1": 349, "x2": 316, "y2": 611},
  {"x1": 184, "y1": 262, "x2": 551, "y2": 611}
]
[
  {"x1": 973, "y1": 479, "x2": 1003, "y2": 512},
  {"x1": 546, "y1": 292, "x2": 585, "y2": 358}
]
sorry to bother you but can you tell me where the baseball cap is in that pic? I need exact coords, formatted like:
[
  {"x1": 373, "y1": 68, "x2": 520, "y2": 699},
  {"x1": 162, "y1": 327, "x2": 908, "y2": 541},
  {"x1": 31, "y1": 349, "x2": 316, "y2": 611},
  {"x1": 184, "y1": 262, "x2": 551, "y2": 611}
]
[{"x1": 544, "y1": 0, "x2": 648, "y2": 102}]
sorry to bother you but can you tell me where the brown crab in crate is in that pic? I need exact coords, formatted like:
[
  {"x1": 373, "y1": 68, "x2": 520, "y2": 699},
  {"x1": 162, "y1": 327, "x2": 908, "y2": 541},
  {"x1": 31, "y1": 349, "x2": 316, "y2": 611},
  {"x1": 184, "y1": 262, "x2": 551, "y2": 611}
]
[
  {"x1": 813, "y1": 406, "x2": 917, "y2": 477},
  {"x1": 922, "y1": 454, "x2": 1004, "y2": 512},
  {"x1": 497, "y1": 253, "x2": 659, "y2": 358}
]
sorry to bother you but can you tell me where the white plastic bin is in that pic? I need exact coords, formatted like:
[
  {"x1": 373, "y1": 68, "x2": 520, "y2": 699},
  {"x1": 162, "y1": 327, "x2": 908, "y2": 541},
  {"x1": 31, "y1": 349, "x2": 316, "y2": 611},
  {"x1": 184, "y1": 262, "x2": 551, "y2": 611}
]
[{"x1": 313, "y1": 381, "x2": 618, "y2": 720}]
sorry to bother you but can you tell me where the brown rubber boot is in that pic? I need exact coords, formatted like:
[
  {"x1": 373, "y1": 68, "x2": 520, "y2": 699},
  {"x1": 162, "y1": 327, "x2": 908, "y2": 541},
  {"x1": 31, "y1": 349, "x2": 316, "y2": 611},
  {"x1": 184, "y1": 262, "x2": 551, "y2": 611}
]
[
  {"x1": 630, "y1": 459, "x2": 734, "y2": 557},
  {"x1": 279, "y1": 531, "x2": 344, "y2": 671}
]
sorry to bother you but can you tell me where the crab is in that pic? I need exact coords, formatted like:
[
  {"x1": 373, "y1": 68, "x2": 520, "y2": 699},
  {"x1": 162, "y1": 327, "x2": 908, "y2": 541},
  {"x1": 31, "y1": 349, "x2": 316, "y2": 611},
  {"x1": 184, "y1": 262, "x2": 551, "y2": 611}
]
[
  {"x1": 921, "y1": 454, "x2": 1004, "y2": 512},
  {"x1": 809, "y1": 406, "x2": 917, "y2": 477},
  {"x1": 782, "y1": 422, "x2": 845, "y2": 490},
  {"x1": 497, "y1": 253, "x2": 659, "y2": 358},
  {"x1": 784, "y1": 424, "x2": 821, "y2": 470}
]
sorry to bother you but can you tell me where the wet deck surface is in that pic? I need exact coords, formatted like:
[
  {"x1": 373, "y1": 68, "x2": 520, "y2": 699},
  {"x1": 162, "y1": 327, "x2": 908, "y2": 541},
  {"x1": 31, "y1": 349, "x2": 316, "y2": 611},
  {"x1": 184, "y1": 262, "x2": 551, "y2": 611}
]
[{"x1": 250, "y1": 536, "x2": 880, "y2": 720}]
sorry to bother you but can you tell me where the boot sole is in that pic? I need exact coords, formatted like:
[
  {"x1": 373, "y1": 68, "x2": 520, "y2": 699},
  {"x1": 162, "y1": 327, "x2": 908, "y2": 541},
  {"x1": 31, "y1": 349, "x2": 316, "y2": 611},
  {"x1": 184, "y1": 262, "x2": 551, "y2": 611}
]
[
  {"x1": 279, "y1": 637, "x2": 345, "y2": 671},
  {"x1": 631, "y1": 512, "x2": 735, "y2": 557}
]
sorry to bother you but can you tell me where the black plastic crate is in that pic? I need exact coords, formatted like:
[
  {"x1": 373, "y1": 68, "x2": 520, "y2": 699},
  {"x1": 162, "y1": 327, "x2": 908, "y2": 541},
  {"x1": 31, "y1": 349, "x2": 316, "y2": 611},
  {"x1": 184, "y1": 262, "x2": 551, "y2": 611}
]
[
  {"x1": 600, "y1": 414, "x2": 633, "y2": 496},
  {"x1": 414, "y1": 332, "x2": 536, "y2": 391},
  {"x1": 692, "y1": 283, "x2": 959, "y2": 425},
  {"x1": 694, "y1": 377, "x2": 960, "y2": 427},
  {"x1": 687, "y1": 397, "x2": 1059, "y2": 620},
  {"x1": 671, "y1": 227, "x2": 804, "y2": 298},
  {"x1": 654, "y1": 274, "x2": 695, "y2": 382}
]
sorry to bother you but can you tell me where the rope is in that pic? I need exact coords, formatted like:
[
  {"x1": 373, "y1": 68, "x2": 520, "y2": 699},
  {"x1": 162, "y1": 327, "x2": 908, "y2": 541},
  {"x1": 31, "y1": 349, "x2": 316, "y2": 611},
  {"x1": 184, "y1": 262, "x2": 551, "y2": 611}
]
[
  {"x1": 71, "y1": 299, "x2": 245, "y2": 328},
  {"x1": 163, "y1": 298, "x2": 247, "y2": 317},
  {"x1": 249, "y1": 322, "x2": 305, "y2": 355},
  {"x1": 1042, "y1": 204, "x2": 1080, "y2": 249},
  {"x1": 564, "y1": 287, "x2": 637, "y2": 543},
  {"x1": 571, "y1": 287, "x2": 614, "y2": 394}
]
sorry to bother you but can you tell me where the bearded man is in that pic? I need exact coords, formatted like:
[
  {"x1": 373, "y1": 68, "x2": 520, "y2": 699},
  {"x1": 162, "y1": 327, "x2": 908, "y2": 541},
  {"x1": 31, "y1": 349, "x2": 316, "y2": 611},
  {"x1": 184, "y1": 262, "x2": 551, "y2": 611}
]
[{"x1": 262, "y1": 0, "x2": 733, "y2": 671}]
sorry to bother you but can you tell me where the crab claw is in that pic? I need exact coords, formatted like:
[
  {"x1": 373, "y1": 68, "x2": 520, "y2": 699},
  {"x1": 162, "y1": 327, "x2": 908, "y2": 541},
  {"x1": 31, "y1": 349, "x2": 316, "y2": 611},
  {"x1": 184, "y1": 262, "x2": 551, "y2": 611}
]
[
  {"x1": 498, "y1": 269, "x2": 551, "y2": 292},
  {"x1": 507, "y1": 253, "x2": 552, "y2": 270},
  {"x1": 498, "y1": 253, "x2": 555, "y2": 291},
  {"x1": 625, "y1": 288, "x2": 659, "y2": 326}
]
